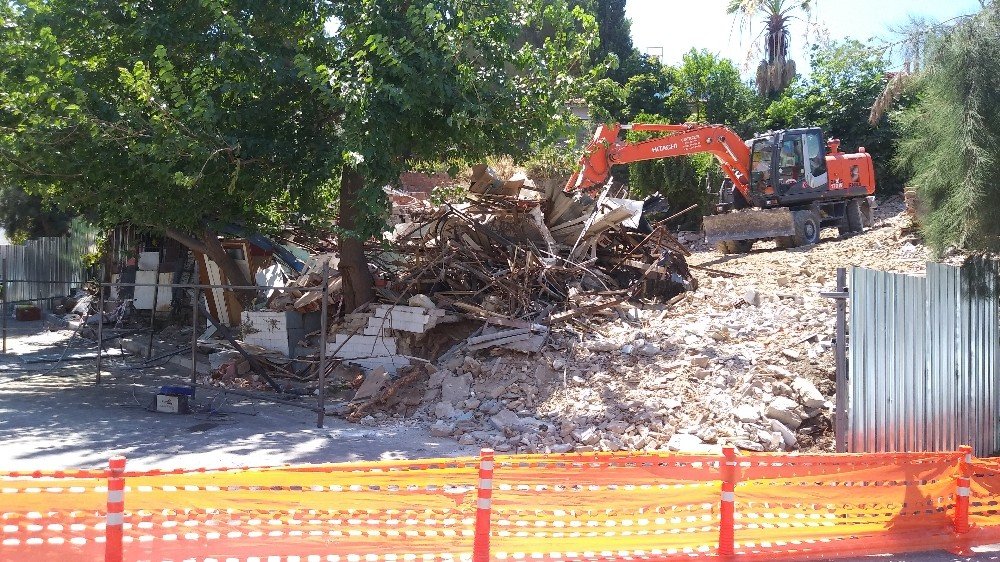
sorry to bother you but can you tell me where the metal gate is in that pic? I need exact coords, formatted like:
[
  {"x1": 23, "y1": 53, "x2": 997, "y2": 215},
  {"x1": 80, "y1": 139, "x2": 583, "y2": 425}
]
[{"x1": 848, "y1": 261, "x2": 1000, "y2": 455}]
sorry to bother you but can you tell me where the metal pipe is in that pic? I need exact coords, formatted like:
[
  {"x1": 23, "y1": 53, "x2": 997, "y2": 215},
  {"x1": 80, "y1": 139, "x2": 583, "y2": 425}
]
[
  {"x1": 146, "y1": 248, "x2": 163, "y2": 358},
  {"x1": 316, "y1": 262, "x2": 329, "y2": 428},
  {"x1": 2, "y1": 257, "x2": 7, "y2": 354},
  {"x1": 835, "y1": 267, "x2": 848, "y2": 453},
  {"x1": 191, "y1": 287, "x2": 199, "y2": 387},
  {"x1": 94, "y1": 281, "x2": 323, "y2": 291},
  {"x1": 96, "y1": 281, "x2": 105, "y2": 385},
  {"x1": 194, "y1": 383, "x2": 320, "y2": 411}
]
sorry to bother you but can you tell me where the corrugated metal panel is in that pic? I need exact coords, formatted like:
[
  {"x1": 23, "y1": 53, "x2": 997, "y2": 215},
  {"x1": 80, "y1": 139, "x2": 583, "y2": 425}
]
[
  {"x1": 0, "y1": 228, "x2": 98, "y2": 310},
  {"x1": 849, "y1": 261, "x2": 1000, "y2": 456}
]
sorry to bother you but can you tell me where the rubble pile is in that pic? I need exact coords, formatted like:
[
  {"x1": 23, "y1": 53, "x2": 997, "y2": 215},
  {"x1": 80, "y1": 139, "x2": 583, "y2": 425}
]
[
  {"x1": 195, "y1": 174, "x2": 939, "y2": 456},
  {"x1": 346, "y1": 197, "x2": 936, "y2": 454},
  {"x1": 204, "y1": 164, "x2": 698, "y2": 392},
  {"x1": 376, "y1": 165, "x2": 696, "y2": 326}
]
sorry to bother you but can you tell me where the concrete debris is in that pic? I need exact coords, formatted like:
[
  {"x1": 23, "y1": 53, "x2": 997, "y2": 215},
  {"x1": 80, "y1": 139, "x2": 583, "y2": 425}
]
[
  {"x1": 765, "y1": 396, "x2": 804, "y2": 429},
  {"x1": 440, "y1": 373, "x2": 472, "y2": 404},
  {"x1": 430, "y1": 420, "x2": 455, "y2": 437},
  {"x1": 792, "y1": 377, "x2": 826, "y2": 408},
  {"x1": 197, "y1": 180, "x2": 927, "y2": 458},
  {"x1": 734, "y1": 404, "x2": 759, "y2": 423},
  {"x1": 770, "y1": 418, "x2": 798, "y2": 449}
]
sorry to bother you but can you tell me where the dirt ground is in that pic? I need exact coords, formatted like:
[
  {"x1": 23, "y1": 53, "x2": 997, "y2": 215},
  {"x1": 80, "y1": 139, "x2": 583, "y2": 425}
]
[{"x1": 0, "y1": 320, "x2": 474, "y2": 471}]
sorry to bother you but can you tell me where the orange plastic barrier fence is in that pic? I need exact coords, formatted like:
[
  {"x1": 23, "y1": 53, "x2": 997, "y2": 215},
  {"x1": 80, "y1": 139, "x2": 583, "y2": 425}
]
[{"x1": 2, "y1": 449, "x2": 1000, "y2": 562}]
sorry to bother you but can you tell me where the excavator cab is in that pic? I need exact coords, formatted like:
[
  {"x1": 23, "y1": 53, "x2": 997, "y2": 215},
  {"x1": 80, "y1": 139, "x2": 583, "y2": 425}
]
[{"x1": 747, "y1": 128, "x2": 828, "y2": 206}]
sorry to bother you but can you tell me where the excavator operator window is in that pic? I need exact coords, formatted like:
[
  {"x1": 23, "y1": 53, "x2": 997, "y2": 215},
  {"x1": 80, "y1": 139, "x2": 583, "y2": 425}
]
[
  {"x1": 750, "y1": 138, "x2": 773, "y2": 190},
  {"x1": 804, "y1": 131, "x2": 828, "y2": 188},
  {"x1": 805, "y1": 132, "x2": 826, "y2": 177},
  {"x1": 779, "y1": 135, "x2": 804, "y2": 187}
]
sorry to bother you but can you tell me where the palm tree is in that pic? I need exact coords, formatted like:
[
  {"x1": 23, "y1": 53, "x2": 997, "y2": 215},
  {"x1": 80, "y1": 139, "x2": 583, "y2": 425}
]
[{"x1": 727, "y1": 0, "x2": 812, "y2": 96}]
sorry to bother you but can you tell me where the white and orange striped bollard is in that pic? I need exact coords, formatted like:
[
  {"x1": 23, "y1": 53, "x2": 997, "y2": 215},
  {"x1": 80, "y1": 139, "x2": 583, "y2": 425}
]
[
  {"x1": 105, "y1": 456, "x2": 126, "y2": 562},
  {"x1": 955, "y1": 445, "x2": 973, "y2": 534},
  {"x1": 473, "y1": 448, "x2": 494, "y2": 562},
  {"x1": 719, "y1": 446, "x2": 737, "y2": 556}
]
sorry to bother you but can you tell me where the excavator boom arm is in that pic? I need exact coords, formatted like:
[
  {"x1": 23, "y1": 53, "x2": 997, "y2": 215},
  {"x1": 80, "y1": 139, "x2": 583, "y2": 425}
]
[{"x1": 565, "y1": 123, "x2": 753, "y2": 199}]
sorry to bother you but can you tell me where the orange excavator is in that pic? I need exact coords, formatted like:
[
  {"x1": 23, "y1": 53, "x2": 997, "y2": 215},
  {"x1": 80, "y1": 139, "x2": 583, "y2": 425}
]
[{"x1": 564, "y1": 123, "x2": 876, "y2": 253}]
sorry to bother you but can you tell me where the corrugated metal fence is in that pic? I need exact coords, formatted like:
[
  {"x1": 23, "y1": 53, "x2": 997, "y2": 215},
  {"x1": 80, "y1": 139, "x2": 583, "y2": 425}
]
[
  {"x1": 0, "y1": 228, "x2": 98, "y2": 309},
  {"x1": 849, "y1": 261, "x2": 1000, "y2": 456}
]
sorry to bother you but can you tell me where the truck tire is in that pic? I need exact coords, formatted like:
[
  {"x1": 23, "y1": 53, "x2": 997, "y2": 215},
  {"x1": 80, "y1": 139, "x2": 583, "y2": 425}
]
[
  {"x1": 846, "y1": 199, "x2": 864, "y2": 232},
  {"x1": 792, "y1": 210, "x2": 821, "y2": 247},
  {"x1": 732, "y1": 239, "x2": 752, "y2": 253}
]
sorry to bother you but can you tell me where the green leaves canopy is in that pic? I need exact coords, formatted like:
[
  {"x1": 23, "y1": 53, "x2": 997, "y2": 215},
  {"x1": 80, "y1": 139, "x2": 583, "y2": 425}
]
[
  {"x1": 894, "y1": 3, "x2": 1000, "y2": 254},
  {"x1": 1, "y1": 0, "x2": 595, "y2": 241},
  {"x1": 322, "y1": 0, "x2": 597, "y2": 237},
  {"x1": 0, "y1": 0, "x2": 341, "y2": 236}
]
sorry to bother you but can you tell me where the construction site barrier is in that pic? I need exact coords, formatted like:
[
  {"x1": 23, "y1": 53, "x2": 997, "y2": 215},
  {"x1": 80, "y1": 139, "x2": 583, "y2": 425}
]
[{"x1": 2, "y1": 448, "x2": 999, "y2": 562}]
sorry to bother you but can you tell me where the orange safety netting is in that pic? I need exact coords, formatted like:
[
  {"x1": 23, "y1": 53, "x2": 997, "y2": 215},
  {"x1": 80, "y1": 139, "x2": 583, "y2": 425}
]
[{"x1": 2, "y1": 451, "x2": 1000, "y2": 562}]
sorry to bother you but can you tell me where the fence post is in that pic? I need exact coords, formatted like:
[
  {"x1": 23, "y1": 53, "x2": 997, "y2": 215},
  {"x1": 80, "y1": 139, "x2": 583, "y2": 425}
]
[
  {"x1": 96, "y1": 281, "x2": 105, "y2": 385},
  {"x1": 719, "y1": 446, "x2": 737, "y2": 556},
  {"x1": 191, "y1": 287, "x2": 199, "y2": 387},
  {"x1": 834, "y1": 267, "x2": 848, "y2": 453},
  {"x1": 316, "y1": 263, "x2": 329, "y2": 428},
  {"x1": 105, "y1": 455, "x2": 126, "y2": 562},
  {"x1": 474, "y1": 448, "x2": 495, "y2": 562},
  {"x1": 2, "y1": 257, "x2": 7, "y2": 354},
  {"x1": 955, "y1": 445, "x2": 973, "y2": 534}
]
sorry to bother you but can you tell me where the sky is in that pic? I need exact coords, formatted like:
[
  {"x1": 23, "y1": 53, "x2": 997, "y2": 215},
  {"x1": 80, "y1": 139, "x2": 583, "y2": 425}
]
[{"x1": 626, "y1": 0, "x2": 983, "y2": 75}]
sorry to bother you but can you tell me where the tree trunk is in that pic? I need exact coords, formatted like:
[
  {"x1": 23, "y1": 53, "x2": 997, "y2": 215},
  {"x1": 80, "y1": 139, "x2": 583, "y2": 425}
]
[
  {"x1": 338, "y1": 167, "x2": 375, "y2": 312},
  {"x1": 163, "y1": 226, "x2": 254, "y2": 303}
]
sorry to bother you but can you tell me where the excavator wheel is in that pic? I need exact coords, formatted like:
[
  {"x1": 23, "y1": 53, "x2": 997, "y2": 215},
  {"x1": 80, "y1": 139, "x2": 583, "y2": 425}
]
[
  {"x1": 846, "y1": 199, "x2": 864, "y2": 232},
  {"x1": 792, "y1": 210, "x2": 821, "y2": 247}
]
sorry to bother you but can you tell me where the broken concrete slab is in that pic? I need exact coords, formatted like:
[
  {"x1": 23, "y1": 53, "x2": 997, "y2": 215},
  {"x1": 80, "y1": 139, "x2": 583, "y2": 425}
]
[
  {"x1": 791, "y1": 377, "x2": 826, "y2": 408},
  {"x1": 352, "y1": 367, "x2": 389, "y2": 402},
  {"x1": 440, "y1": 373, "x2": 472, "y2": 404}
]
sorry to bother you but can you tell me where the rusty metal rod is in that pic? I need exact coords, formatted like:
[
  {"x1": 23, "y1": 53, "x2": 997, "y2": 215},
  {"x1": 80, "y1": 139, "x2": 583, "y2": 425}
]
[
  {"x1": 1, "y1": 258, "x2": 7, "y2": 354},
  {"x1": 317, "y1": 263, "x2": 329, "y2": 428},
  {"x1": 96, "y1": 282, "x2": 104, "y2": 385},
  {"x1": 191, "y1": 288, "x2": 199, "y2": 387}
]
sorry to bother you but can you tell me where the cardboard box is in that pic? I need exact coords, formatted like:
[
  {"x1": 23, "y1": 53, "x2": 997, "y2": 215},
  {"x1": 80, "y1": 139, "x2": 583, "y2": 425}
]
[{"x1": 155, "y1": 394, "x2": 189, "y2": 414}]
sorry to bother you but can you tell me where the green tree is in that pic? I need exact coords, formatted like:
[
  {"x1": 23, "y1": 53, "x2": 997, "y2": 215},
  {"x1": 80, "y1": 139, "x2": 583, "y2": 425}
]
[
  {"x1": 626, "y1": 51, "x2": 761, "y2": 226},
  {"x1": 677, "y1": 49, "x2": 759, "y2": 133},
  {"x1": 323, "y1": 1, "x2": 595, "y2": 308},
  {"x1": 0, "y1": 0, "x2": 341, "y2": 288},
  {"x1": 586, "y1": 78, "x2": 628, "y2": 123},
  {"x1": 1, "y1": 1, "x2": 595, "y2": 309},
  {"x1": 727, "y1": 0, "x2": 813, "y2": 97},
  {"x1": 627, "y1": 114, "x2": 722, "y2": 229},
  {"x1": 894, "y1": 3, "x2": 1000, "y2": 254},
  {"x1": 766, "y1": 40, "x2": 899, "y2": 191},
  {"x1": 573, "y1": 0, "x2": 654, "y2": 84},
  {"x1": 0, "y1": 183, "x2": 74, "y2": 242}
]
